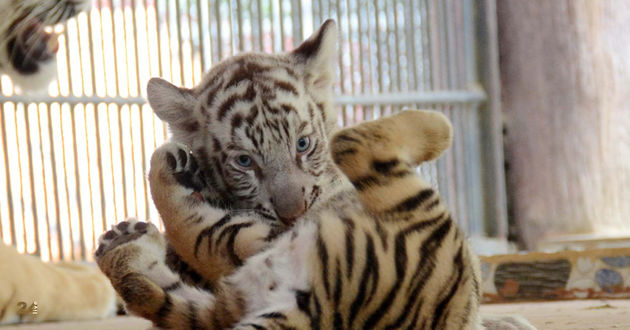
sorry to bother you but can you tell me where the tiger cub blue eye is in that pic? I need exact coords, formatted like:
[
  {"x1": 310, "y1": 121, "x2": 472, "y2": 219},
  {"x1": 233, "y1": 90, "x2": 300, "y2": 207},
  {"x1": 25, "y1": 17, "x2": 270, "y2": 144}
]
[
  {"x1": 236, "y1": 155, "x2": 253, "y2": 167},
  {"x1": 297, "y1": 136, "x2": 311, "y2": 153}
]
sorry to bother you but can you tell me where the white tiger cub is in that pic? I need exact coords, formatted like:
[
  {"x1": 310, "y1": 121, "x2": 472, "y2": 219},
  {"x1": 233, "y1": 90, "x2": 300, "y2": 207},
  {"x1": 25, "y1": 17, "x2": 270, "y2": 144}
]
[
  {"x1": 0, "y1": 0, "x2": 91, "y2": 90},
  {"x1": 96, "y1": 20, "x2": 536, "y2": 329},
  {"x1": 0, "y1": 0, "x2": 120, "y2": 325}
]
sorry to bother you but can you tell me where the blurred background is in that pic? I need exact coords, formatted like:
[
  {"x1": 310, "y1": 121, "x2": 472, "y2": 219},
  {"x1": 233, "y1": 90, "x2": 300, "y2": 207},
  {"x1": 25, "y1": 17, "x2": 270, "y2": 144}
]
[{"x1": 0, "y1": 0, "x2": 628, "y2": 262}]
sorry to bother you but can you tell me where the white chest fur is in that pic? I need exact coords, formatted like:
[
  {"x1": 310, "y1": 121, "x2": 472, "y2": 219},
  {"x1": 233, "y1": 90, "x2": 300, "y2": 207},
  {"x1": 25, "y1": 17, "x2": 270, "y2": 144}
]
[{"x1": 229, "y1": 221, "x2": 317, "y2": 318}]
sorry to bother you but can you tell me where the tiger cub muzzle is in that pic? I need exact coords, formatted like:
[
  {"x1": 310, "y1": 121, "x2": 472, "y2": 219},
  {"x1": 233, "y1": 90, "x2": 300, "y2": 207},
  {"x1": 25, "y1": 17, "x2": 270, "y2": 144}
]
[{"x1": 269, "y1": 173, "x2": 307, "y2": 225}]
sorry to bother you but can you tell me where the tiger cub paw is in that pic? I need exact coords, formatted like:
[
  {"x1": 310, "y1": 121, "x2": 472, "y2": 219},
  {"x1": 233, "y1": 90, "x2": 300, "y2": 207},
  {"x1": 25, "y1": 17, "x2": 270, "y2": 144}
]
[
  {"x1": 95, "y1": 219, "x2": 173, "y2": 286},
  {"x1": 149, "y1": 142, "x2": 206, "y2": 202},
  {"x1": 330, "y1": 110, "x2": 453, "y2": 181},
  {"x1": 330, "y1": 124, "x2": 403, "y2": 183},
  {"x1": 95, "y1": 219, "x2": 163, "y2": 259},
  {"x1": 95, "y1": 220, "x2": 196, "y2": 319}
]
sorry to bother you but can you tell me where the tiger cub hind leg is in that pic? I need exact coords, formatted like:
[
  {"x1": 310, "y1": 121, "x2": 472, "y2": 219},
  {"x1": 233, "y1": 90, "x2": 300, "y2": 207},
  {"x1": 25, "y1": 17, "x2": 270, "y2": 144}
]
[
  {"x1": 95, "y1": 219, "x2": 244, "y2": 329},
  {"x1": 331, "y1": 109, "x2": 453, "y2": 215},
  {"x1": 332, "y1": 110, "x2": 536, "y2": 330},
  {"x1": 332, "y1": 110, "x2": 481, "y2": 329}
]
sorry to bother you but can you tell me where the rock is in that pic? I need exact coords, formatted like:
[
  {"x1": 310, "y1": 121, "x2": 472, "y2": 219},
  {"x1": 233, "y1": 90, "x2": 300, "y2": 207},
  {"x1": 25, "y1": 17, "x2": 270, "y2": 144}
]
[
  {"x1": 595, "y1": 268, "x2": 623, "y2": 292},
  {"x1": 601, "y1": 256, "x2": 630, "y2": 268}
]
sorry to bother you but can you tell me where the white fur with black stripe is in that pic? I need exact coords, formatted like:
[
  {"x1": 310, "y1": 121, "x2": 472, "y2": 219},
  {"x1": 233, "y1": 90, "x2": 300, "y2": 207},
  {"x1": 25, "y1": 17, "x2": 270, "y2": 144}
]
[{"x1": 0, "y1": 0, "x2": 91, "y2": 90}]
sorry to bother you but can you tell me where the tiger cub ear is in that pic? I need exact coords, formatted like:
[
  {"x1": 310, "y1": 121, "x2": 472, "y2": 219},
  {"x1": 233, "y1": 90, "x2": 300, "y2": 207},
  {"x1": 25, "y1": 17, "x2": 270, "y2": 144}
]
[
  {"x1": 291, "y1": 19, "x2": 337, "y2": 91},
  {"x1": 147, "y1": 77, "x2": 201, "y2": 135}
]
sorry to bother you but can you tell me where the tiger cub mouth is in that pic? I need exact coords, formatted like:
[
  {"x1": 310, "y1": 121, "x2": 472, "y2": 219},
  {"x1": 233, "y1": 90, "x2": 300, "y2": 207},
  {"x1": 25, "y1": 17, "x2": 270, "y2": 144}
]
[{"x1": 7, "y1": 16, "x2": 61, "y2": 74}]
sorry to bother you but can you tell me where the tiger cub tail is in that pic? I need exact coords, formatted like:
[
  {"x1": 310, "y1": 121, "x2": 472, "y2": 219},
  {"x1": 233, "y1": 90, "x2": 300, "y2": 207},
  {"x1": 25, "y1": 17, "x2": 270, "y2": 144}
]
[{"x1": 330, "y1": 110, "x2": 452, "y2": 214}]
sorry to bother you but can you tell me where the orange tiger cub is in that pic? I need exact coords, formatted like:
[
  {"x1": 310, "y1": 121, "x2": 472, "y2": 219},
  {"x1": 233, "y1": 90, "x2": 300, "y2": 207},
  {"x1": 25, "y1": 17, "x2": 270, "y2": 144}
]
[
  {"x1": 95, "y1": 110, "x2": 535, "y2": 329},
  {"x1": 95, "y1": 19, "x2": 536, "y2": 329}
]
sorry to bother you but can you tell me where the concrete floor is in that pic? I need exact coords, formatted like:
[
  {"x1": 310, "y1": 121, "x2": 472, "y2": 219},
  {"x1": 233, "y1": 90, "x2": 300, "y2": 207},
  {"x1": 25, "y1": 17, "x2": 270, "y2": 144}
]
[
  {"x1": 481, "y1": 299, "x2": 630, "y2": 330},
  {"x1": 0, "y1": 316, "x2": 151, "y2": 330},
  {"x1": 2, "y1": 299, "x2": 629, "y2": 329}
]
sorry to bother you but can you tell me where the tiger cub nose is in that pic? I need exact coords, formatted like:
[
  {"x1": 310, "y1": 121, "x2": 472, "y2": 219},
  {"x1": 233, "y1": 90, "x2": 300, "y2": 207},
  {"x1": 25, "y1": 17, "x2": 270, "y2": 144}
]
[{"x1": 273, "y1": 196, "x2": 307, "y2": 225}]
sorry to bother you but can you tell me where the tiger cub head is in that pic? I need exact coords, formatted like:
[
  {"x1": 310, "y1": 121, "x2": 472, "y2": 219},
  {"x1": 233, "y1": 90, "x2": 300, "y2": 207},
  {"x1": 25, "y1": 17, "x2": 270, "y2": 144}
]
[
  {"x1": 148, "y1": 20, "x2": 339, "y2": 226},
  {"x1": 0, "y1": 0, "x2": 92, "y2": 90}
]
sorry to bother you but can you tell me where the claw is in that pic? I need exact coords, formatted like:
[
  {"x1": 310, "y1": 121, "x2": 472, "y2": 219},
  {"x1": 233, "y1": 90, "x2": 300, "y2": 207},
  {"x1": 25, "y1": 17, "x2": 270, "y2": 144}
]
[{"x1": 191, "y1": 191, "x2": 205, "y2": 201}]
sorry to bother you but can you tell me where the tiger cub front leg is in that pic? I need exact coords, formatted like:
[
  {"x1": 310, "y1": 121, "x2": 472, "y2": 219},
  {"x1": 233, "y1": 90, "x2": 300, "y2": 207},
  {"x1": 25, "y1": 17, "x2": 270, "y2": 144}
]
[
  {"x1": 95, "y1": 219, "x2": 244, "y2": 329},
  {"x1": 149, "y1": 142, "x2": 276, "y2": 283}
]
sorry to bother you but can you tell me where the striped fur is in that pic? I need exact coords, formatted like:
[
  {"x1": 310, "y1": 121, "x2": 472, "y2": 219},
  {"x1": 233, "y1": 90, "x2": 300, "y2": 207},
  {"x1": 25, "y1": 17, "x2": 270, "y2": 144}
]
[
  {"x1": 227, "y1": 110, "x2": 483, "y2": 329},
  {"x1": 96, "y1": 20, "x2": 536, "y2": 330}
]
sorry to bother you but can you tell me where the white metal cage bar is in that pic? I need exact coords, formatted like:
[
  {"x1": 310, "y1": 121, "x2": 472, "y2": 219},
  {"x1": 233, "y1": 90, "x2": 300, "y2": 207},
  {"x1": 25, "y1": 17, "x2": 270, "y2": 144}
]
[{"x1": 0, "y1": 0, "x2": 505, "y2": 261}]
